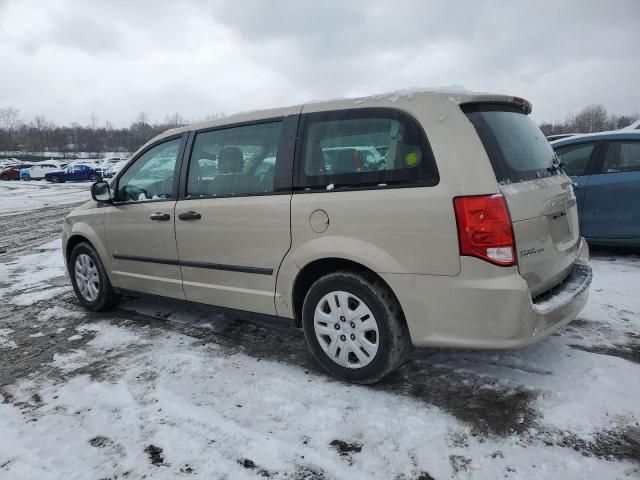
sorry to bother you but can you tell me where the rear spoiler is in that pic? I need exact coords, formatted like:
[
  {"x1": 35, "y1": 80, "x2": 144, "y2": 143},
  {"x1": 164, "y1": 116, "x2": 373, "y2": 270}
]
[{"x1": 448, "y1": 93, "x2": 533, "y2": 115}]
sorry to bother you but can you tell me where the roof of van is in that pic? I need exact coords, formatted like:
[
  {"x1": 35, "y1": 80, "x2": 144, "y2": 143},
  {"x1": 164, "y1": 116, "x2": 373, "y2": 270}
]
[{"x1": 138, "y1": 88, "x2": 532, "y2": 154}]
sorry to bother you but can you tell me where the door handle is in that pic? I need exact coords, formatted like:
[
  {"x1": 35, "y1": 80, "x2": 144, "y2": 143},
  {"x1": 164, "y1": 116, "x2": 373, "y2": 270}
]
[
  {"x1": 178, "y1": 211, "x2": 202, "y2": 221},
  {"x1": 150, "y1": 212, "x2": 171, "y2": 221}
]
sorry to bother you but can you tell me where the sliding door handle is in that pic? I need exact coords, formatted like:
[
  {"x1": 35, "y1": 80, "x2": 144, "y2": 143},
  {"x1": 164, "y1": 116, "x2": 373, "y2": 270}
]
[
  {"x1": 150, "y1": 212, "x2": 171, "y2": 221},
  {"x1": 178, "y1": 211, "x2": 202, "y2": 221}
]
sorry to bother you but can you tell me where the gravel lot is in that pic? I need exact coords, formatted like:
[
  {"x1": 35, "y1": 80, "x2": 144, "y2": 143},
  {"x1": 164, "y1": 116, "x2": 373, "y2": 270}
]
[{"x1": 0, "y1": 183, "x2": 638, "y2": 479}]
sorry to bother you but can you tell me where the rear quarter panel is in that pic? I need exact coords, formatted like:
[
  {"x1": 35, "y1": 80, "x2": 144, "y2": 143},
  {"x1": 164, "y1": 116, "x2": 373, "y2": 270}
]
[{"x1": 276, "y1": 95, "x2": 501, "y2": 319}]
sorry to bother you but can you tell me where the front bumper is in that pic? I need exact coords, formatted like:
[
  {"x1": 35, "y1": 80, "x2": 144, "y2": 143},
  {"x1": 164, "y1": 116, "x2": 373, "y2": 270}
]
[{"x1": 381, "y1": 238, "x2": 592, "y2": 349}]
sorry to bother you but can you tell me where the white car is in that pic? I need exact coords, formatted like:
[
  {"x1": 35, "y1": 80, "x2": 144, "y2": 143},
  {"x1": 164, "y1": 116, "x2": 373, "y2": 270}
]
[
  {"x1": 623, "y1": 119, "x2": 640, "y2": 130},
  {"x1": 29, "y1": 162, "x2": 68, "y2": 180},
  {"x1": 0, "y1": 157, "x2": 21, "y2": 169},
  {"x1": 103, "y1": 160, "x2": 128, "y2": 178}
]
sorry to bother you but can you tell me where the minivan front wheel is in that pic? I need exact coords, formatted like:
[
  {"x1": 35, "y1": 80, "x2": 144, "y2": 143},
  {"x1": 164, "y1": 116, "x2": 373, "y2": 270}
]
[
  {"x1": 302, "y1": 271, "x2": 412, "y2": 384},
  {"x1": 69, "y1": 242, "x2": 120, "y2": 311}
]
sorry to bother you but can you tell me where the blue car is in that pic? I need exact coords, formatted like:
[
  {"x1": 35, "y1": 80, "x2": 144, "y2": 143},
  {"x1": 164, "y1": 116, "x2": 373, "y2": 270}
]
[
  {"x1": 44, "y1": 164, "x2": 102, "y2": 184},
  {"x1": 552, "y1": 131, "x2": 640, "y2": 247}
]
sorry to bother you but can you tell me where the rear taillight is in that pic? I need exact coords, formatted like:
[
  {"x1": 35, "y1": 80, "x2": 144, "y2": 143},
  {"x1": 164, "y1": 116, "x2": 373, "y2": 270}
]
[{"x1": 453, "y1": 194, "x2": 516, "y2": 267}]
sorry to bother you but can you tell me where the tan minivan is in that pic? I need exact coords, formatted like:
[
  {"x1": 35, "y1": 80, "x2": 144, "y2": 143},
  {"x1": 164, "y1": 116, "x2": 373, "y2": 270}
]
[{"x1": 63, "y1": 90, "x2": 592, "y2": 383}]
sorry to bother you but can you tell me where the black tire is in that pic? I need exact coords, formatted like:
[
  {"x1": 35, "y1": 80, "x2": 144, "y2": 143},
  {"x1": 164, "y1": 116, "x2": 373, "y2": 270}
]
[
  {"x1": 0, "y1": 174, "x2": 9, "y2": 181},
  {"x1": 301, "y1": 270, "x2": 412, "y2": 384},
  {"x1": 50, "y1": 175, "x2": 61, "y2": 183},
  {"x1": 69, "y1": 242, "x2": 120, "y2": 311},
  {"x1": 89, "y1": 173, "x2": 100, "y2": 182}
]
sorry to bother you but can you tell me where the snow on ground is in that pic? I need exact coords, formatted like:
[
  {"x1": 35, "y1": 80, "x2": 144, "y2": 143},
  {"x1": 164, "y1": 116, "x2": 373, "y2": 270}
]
[
  {"x1": 0, "y1": 180, "x2": 89, "y2": 217},
  {"x1": 0, "y1": 186, "x2": 638, "y2": 479}
]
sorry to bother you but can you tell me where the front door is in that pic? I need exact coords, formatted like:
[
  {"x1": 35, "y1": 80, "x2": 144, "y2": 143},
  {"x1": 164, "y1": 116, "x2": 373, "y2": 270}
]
[
  {"x1": 104, "y1": 135, "x2": 186, "y2": 299},
  {"x1": 67, "y1": 165, "x2": 82, "y2": 181},
  {"x1": 175, "y1": 117, "x2": 296, "y2": 315}
]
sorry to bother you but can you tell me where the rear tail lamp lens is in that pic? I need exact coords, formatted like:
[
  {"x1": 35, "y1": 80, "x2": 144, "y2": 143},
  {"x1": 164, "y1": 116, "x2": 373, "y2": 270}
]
[{"x1": 453, "y1": 194, "x2": 516, "y2": 266}]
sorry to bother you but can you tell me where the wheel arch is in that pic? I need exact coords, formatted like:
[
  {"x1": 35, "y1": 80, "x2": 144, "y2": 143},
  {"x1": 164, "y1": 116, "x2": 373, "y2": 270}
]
[
  {"x1": 65, "y1": 234, "x2": 92, "y2": 263},
  {"x1": 64, "y1": 223, "x2": 113, "y2": 282},
  {"x1": 291, "y1": 257, "x2": 404, "y2": 328}
]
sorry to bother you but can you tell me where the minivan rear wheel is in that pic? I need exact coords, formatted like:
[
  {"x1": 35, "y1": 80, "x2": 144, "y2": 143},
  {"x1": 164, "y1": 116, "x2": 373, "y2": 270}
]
[
  {"x1": 69, "y1": 242, "x2": 120, "y2": 311},
  {"x1": 301, "y1": 271, "x2": 412, "y2": 384}
]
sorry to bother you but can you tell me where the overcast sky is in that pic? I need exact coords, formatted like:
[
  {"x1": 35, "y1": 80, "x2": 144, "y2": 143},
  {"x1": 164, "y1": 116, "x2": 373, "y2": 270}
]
[{"x1": 1, "y1": 0, "x2": 638, "y2": 127}]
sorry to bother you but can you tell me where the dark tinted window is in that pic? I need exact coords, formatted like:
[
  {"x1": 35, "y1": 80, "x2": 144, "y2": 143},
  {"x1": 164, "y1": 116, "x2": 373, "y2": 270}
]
[
  {"x1": 186, "y1": 121, "x2": 282, "y2": 198},
  {"x1": 554, "y1": 143, "x2": 596, "y2": 176},
  {"x1": 602, "y1": 141, "x2": 640, "y2": 173},
  {"x1": 296, "y1": 108, "x2": 437, "y2": 190},
  {"x1": 463, "y1": 104, "x2": 554, "y2": 183}
]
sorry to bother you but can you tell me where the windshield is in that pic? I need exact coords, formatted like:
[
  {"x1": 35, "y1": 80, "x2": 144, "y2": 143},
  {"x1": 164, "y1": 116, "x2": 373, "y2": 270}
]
[{"x1": 463, "y1": 104, "x2": 554, "y2": 183}]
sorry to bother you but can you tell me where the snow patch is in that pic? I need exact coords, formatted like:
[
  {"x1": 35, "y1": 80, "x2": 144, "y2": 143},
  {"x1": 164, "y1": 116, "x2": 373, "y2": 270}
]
[
  {"x1": 0, "y1": 328, "x2": 17, "y2": 349},
  {"x1": 38, "y1": 305, "x2": 85, "y2": 322},
  {"x1": 11, "y1": 286, "x2": 72, "y2": 306}
]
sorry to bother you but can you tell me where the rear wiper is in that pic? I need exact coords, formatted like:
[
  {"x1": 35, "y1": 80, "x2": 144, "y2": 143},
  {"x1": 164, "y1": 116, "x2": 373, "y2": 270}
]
[{"x1": 547, "y1": 159, "x2": 565, "y2": 174}]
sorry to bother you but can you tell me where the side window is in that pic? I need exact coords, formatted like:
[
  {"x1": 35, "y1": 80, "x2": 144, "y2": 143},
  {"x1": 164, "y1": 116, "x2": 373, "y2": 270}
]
[
  {"x1": 117, "y1": 137, "x2": 181, "y2": 202},
  {"x1": 186, "y1": 121, "x2": 283, "y2": 198},
  {"x1": 602, "y1": 141, "x2": 640, "y2": 174},
  {"x1": 297, "y1": 109, "x2": 437, "y2": 189},
  {"x1": 555, "y1": 143, "x2": 595, "y2": 176}
]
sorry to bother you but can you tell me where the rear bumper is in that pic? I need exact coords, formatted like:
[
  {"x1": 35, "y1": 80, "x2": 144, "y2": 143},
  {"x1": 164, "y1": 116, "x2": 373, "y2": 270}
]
[{"x1": 381, "y1": 238, "x2": 591, "y2": 349}]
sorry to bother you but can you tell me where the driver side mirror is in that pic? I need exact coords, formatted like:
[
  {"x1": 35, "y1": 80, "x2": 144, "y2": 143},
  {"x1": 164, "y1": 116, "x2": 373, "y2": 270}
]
[{"x1": 91, "y1": 180, "x2": 112, "y2": 203}]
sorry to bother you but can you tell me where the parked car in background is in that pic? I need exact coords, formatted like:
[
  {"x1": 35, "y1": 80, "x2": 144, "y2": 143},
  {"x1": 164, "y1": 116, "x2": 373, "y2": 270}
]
[
  {"x1": 28, "y1": 162, "x2": 68, "y2": 180},
  {"x1": 623, "y1": 119, "x2": 640, "y2": 130},
  {"x1": 103, "y1": 160, "x2": 128, "y2": 178},
  {"x1": 546, "y1": 133, "x2": 578, "y2": 142},
  {"x1": 100, "y1": 157, "x2": 123, "y2": 167},
  {"x1": 62, "y1": 91, "x2": 592, "y2": 384},
  {"x1": 552, "y1": 130, "x2": 640, "y2": 247},
  {"x1": 0, "y1": 157, "x2": 21, "y2": 169},
  {"x1": 44, "y1": 164, "x2": 102, "y2": 183},
  {"x1": 0, "y1": 163, "x2": 33, "y2": 180}
]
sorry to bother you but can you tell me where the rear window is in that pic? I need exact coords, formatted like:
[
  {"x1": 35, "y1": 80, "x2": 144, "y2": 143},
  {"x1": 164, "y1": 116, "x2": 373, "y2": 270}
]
[{"x1": 463, "y1": 104, "x2": 554, "y2": 183}]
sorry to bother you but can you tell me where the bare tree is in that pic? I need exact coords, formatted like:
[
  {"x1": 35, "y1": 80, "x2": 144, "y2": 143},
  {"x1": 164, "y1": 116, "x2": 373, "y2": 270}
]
[
  {"x1": 90, "y1": 112, "x2": 99, "y2": 131},
  {"x1": 135, "y1": 112, "x2": 149, "y2": 126},
  {"x1": 0, "y1": 107, "x2": 21, "y2": 151},
  {"x1": 572, "y1": 104, "x2": 608, "y2": 133},
  {"x1": 164, "y1": 112, "x2": 186, "y2": 128},
  {"x1": 33, "y1": 115, "x2": 53, "y2": 152}
]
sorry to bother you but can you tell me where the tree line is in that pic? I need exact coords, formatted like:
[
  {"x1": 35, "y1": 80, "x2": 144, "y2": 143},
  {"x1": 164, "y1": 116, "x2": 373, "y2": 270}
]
[
  {"x1": 0, "y1": 109, "x2": 224, "y2": 158},
  {"x1": 0, "y1": 104, "x2": 638, "y2": 158},
  {"x1": 539, "y1": 104, "x2": 638, "y2": 136}
]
